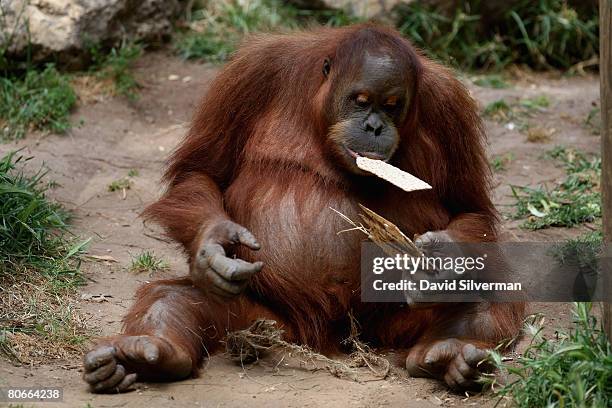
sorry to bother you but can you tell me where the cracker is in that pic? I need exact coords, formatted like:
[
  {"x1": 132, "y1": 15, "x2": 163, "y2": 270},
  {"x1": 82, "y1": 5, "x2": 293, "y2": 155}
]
[{"x1": 356, "y1": 156, "x2": 432, "y2": 192}]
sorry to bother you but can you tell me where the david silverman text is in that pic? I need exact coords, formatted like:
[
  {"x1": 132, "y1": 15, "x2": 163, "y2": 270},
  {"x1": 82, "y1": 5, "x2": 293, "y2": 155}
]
[{"x1": 373, "y1": 279, "x2": 522, "y2": 291}]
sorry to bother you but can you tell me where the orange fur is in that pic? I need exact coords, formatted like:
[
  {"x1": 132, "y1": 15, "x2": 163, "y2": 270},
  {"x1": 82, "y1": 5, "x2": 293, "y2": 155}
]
[{"x1": 128, "y1": 23, "x2": 525, "y2": 375}]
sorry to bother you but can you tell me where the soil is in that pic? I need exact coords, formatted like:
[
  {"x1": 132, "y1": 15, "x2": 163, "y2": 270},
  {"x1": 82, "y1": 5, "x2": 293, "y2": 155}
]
[{"x1": 0, "y1": 52, "x2": 602, "y2": 408}]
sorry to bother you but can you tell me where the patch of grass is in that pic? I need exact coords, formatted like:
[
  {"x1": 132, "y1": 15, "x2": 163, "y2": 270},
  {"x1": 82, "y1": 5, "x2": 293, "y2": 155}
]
[
  {"x1": 0, "y1": 64, "x2": 76, "y2": 141},
  {"x1": 484, "y1": 99, "x2": 511, "y2": 118},
  {"x1": 175, "y1": 0, "x2": 299, "y2": 62},
  {"x1": 488, "y1": 303, "x2": 611, "y2": 408},
  {"x1": 473, "y1": 74, "x2": 510, "y2": 89},
  {"x1": 130, "y1": 251, "x2": 169, "y2": 274},
  {"x1": 483, "y1": 95, "x2": 552, "y2": 131},
  {"x1": 175, "y1": 31, "x2": 236, "y2": 62},
  {"x1": 108, "y1": 170, "x2": 138, "y2": 195},
  {"x1": 395, "y1": 0, "x2": 599, "y2": 71},
  {"x1": 175, "y1": 0, "x2": 363, "y2": 62},
  {"x1": 107, "y1": 177, "x2": 132, "y2": 192},
  {"x1": 89, "y1": 42, "x2": 142, "y2": 100},
  {"x1": 550, "y1": 230, "x2": 601, "y2": 276},
  {"x1": 0, "y1": 151, "x2": 89, "y2": 363},
  {"x1": 0, "y1": 152, "x2": 83, "y2": 276},
  {"x1": 490, "y1": 152, "x2": 514, "y2": 172},
  {"x1": 510, "y1": 147, "x2": 600, "y2": 229},
  {"x1": 519, "y1": 95, "x2": 550, "y2": 110},
  {"x1": 397, "y1": 2, "x2": 507, "y2": 70}
]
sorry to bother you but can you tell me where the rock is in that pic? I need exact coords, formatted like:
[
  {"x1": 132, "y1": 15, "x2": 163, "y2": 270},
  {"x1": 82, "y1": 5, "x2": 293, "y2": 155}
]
[{"x1": 1, "y1": 0, "x2": 183, "y2": 62}]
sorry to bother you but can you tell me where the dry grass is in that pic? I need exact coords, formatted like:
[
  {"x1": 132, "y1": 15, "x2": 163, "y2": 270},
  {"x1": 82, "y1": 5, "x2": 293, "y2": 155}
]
[
  {"x1": 526, "y1": 127, "x2": 555, "y2": 143},
  {"x1": 0, "y1": 270, "x2": 89, "y2": 364},
  {"x1": 71, "y1": 75, "x2": 115, "y2": 104},
  {"x1": 331, "y1": 204, "x2": 422, "y2": 258},
  {"x1": 225, "y1": 315, "x2": 391, "y2": 382}
]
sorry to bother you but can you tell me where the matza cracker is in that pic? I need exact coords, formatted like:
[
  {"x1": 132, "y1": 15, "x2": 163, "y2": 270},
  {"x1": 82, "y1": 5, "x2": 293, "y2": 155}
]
[{"x1": 356, "y1": 156, "x2": 432, "y2": 192}]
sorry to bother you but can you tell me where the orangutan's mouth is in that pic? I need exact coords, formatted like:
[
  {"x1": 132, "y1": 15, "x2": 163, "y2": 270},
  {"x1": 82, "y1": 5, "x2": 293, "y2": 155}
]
[{"x1": 344, "y1": 145, "x2": 390, "y2": 162}]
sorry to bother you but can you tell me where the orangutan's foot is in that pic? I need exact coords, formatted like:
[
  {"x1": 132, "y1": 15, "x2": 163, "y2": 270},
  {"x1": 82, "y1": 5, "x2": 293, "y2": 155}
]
[
  {"x1": 406, "y1": 339, "x2": 491, "y2": 390},
  {"x1": 83, "y1": 335, "x2": 192, "y2": 393}
]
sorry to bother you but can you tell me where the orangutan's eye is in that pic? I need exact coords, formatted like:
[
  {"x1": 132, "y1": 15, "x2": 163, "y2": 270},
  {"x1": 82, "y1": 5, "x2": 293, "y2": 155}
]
[
  {"x1": 323, "y1": 58, "x2": 331, "y2": 77},
  {"x1": 355, "y1": 93, "x2": 370, "y2": 107},
  {"x1": 384, "y1": 96, "x2": 398, "y2": 107}
]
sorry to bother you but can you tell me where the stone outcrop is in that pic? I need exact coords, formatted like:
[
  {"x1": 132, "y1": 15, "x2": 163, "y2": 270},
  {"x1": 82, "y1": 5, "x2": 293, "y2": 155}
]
[{"x1": 1, "y1": 0, "x2": 182, "y2": 60}]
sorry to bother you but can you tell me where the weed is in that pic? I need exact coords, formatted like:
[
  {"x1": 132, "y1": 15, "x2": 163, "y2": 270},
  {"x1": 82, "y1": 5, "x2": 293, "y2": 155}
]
[
  {"x1": 0, "y1": 152, "x2": 89, "y2": 363},
  {"x1": 519, "y1": 95, "x2": 550, "y2": 110},
  {"x1": 473, "y1": 74, "x2": 510, "y2": 89},
  {"x1": 550, "y1": 230, "x2": 601, "y2": 277},
  {"x1": 175, "y1": 30, "x2": 236, "y2": 62},
  {"x1": 130, "y1": 251, "x2": 169, "y2": 274},
  {"x1": 490, "y1": 152, "x2": 514, "y2": 172},
  {"x1": 483, "y1": 99, "x2": 511, "y2": 118},
  {"x1": 510, "y1": 147, "x2": 600, "y2": 229},
  {"x1": 89, "y1": 42, "x2": 142, "y2": 99},
  {"x1": 483, "y1": 95, "x2": 552, "y2": 131},
  {"x1": 0, "y1": 64, "x2": 76, "y2": 141},
  {"x1": 107, "y1": 177, "x2": 132, "y2": 192},
  {"x1": 488, "y1": 303, "x2": 611, "y2": 408},
  {"x1": 108, "y1": 169, "x2": 138, "y2": 195}
]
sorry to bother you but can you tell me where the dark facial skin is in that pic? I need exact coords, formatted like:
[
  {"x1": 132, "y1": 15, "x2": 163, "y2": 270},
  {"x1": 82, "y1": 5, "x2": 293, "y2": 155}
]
[{"x1": 324, "y1": 52, "x2": 413, "y2": 174}]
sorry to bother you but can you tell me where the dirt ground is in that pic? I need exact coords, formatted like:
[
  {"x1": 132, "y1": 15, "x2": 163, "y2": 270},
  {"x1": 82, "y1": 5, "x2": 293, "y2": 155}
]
[{"x1": 0, "y1": 52, "x2": 602, "y2": 407}]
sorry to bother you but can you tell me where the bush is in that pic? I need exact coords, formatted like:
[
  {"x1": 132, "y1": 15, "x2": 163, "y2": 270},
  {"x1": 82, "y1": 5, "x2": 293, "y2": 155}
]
[{"x1": 395, "y1": 0, "x2": 599, "y2": 71}]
